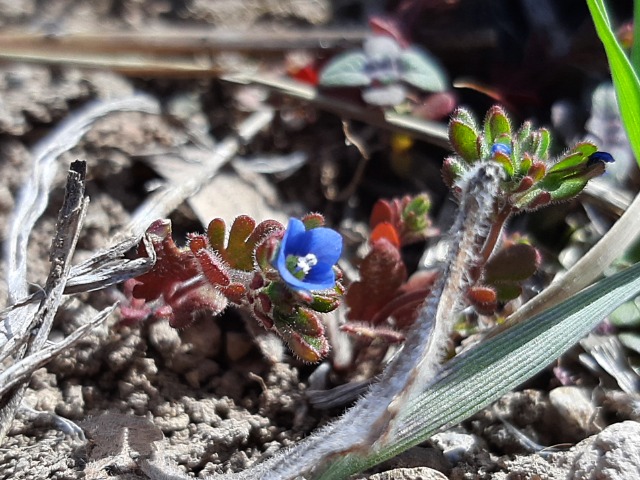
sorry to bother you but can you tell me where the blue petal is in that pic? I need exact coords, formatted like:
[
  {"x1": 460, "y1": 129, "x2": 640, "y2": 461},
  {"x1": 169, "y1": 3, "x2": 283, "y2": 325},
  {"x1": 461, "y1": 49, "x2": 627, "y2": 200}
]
[
  {"x1": 587, "y1": 151, "x2": 615, "y2": 167},
  {"x1": 305, "y1": 264, "x2": 336, "y2": 285},
  {"x1": 281, "y1": 218, "x2": 307, "y2": 253},
  {"x1": 277, "y1": 261, "x2": 335, "y2": 291},
  {"x1": 301, "y1": 228, "x2": 343, "y2": 265},
  {"x1": 274, "y1": 219, "x2": 302, "y2": 279}
]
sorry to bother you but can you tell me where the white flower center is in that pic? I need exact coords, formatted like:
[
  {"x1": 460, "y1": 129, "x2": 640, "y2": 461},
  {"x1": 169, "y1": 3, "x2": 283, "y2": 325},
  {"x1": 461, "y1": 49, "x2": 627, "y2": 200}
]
[{"x1": 296, "y1": 253, "x2": 318, "y2": 275}]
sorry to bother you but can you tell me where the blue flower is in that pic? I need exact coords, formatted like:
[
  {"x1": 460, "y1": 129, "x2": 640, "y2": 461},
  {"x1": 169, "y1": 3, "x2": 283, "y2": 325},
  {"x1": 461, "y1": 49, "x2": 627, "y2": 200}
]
[{"x1": 275, "y1": 218, "x2": 342, "y2": 293}]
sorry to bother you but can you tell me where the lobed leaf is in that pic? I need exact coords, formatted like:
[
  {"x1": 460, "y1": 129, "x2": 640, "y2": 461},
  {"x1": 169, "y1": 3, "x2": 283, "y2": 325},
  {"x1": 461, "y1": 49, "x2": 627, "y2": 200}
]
[
  {"x1": 207, "y1": 216, "x2": 283, "y2": 272},
  {"x1": 225, "y1": 216, "x2": 258, "y2": 271}
]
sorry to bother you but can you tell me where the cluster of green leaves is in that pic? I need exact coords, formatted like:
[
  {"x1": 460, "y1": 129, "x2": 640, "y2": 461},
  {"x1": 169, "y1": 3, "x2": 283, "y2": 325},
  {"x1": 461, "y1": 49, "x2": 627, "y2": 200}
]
[{"x1": 445, "y1": 106, "x2": 608, "y2": 211}]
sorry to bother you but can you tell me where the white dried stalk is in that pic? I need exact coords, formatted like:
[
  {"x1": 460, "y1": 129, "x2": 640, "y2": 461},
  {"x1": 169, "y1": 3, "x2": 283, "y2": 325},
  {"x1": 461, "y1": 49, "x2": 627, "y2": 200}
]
[
  {"x1": 222, "y1": 74, "x2": 449, "y2": 148},
  {"x1": 142, "y1": 162, "x2": 503, "y2": 480},
  {"x1": 0, "y1": 28, "x2": 367, "y2": 76},
  {"x1": 0, "y1": 304, "x2": 38, "y2": 365},
  {"x1": 65, "y1": 234, "x2": 157, "y2": 294},
  {"x1": 0, "y1": 99, "x2": 274, "y2": 449},
  {"x1": 1, "y1": 105, "x2": 273, "y2": 311},
  {"x1": 0, "y1": 161, "x2": 89, "y2": 443},
  {"x1": 19, "y1": 405, "x2": 86, "y2": 439},
  {"x1": 2, "y1": 106, "x2": 273, "y2": 322},
  {"x1": 0, "y1": 304, "x2": 117, "y2": 397},
  {"x1": 0, "y1": 234, "x2": 156, "y2": 371},
  {"x1": 580, "y1": 333, "x2": 640, "y2": 393}
]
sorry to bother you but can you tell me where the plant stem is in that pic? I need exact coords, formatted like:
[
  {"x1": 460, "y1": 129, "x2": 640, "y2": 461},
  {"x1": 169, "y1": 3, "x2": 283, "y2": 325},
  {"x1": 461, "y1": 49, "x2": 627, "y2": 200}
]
[{"x1": 480, "y1": 206, "x2": 512, "y2": 264}]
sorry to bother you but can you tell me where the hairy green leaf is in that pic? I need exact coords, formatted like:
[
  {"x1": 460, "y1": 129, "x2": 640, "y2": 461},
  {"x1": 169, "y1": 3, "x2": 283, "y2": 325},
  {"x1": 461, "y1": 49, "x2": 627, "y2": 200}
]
[{"x1": 449, "y1": 119, "x2": 480, "y2": 162}]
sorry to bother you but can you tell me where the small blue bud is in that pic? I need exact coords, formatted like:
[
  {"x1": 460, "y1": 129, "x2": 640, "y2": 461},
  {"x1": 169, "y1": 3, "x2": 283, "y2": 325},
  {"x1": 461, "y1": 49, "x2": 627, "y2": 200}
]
[
  {"x1": 587, "y1": 151, "x2": 615, "y2": 167},
  {"x1": 491, "y1": 143, "x2": 512, "y2": 157}
]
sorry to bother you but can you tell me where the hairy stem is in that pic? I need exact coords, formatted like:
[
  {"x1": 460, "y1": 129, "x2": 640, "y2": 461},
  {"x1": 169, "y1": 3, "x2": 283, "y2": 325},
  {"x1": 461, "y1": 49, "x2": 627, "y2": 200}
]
[{"x1": 479, "y1": 206, "x2": 512, "y2": 264}]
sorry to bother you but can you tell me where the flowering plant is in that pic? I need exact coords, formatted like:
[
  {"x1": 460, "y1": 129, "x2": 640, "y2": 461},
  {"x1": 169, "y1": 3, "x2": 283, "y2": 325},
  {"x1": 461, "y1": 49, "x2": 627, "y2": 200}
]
[
  {"x1": 341, "y1": 107, "x2": 613, "y2": 349},
  {"x1": 121, "y1": 214, "x2": 343, "y2": 362},
  {"x1": 441, "y1": 106, "x2": 613, "y2": 316},
  {"x1": 120, "y1": 106, "x2": 612, "y2": 366},
  {"x1": 444, "y1": 106, "x2": 614, "y2": 211}
]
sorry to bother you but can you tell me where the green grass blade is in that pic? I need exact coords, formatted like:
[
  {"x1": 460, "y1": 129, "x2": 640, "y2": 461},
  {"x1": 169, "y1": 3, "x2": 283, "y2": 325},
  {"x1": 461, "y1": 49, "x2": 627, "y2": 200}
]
[
  {"x1": 632, "y1": 0, "x2": 640, "y2": 74},
  {"x1": 587, "y1": 0, "x2": 640, "y2": 164},
  {"x1": 318, "y1": 261, "x2": 640, "y2": 479}
]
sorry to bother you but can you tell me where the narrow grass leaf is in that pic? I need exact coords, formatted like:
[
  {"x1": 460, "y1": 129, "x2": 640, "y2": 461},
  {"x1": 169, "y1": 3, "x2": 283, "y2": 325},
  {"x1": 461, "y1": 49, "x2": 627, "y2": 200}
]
[
  {"x1": 586, "y1": 0, "x2": 640, "y2": 164},
  {"x1": 632, "y1": 0, "x2": 640, "y2": 75},
  {"x1": 318, "y1": 261, "x2": 640, "y2": 478}
]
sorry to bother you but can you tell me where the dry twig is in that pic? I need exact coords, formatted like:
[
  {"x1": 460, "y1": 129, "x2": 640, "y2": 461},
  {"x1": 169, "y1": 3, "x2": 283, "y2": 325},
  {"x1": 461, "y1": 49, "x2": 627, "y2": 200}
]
[
  {"x1": 0, "y1": 161, "x2": 90, "y2": 443},
  {"x1": 0, "y1": 28, "x2": 367, "y2": 76},
  {"x1": 222, "y1": 74, "x2": 450, "y2": 148}
]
